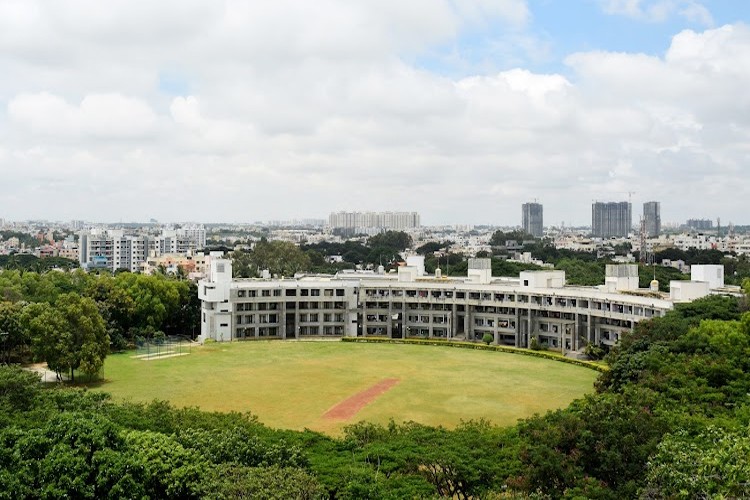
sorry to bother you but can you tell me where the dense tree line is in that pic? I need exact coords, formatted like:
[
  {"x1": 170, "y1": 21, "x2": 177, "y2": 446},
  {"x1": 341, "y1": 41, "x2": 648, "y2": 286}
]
[
  {"x1": 0, "y1": 254, "x2": 79, "y2": 272},
  {"x1": 234, "y1": 232, "x2": 415, "y2": 278},
  {"x1": 3, "y1": 285, "x2": 749, "y2": 497},
  {"x1": 0, "y1": 269, "x2": 199, "y2": 378}
]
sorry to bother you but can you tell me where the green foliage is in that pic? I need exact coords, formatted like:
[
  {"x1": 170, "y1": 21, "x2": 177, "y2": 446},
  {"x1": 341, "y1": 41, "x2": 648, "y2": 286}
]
[
  {"x1": 23, "y1": 294, "x2": 109, "y2": 382},
  {"x1": 0, "y1": 365, "x2": 41, "y2": 414},
  {"x1": 638, "y1": 264, "x2": 689, "y2": 291},
  {"x1": 644, "y1": 426, "x2": 750, "y2": 498},
  {"x1": 584, "y1": 343, "x2": 605, "y2": 360},
  {"x1": 0, "y1": 301, "x2": 26, "y2": 363},
  {"x1": 416, "y1": 241, "x2": 451, "y2": 255},
  {"x1": 482, "y1": 332, "x2": 494, "y2": 345},
  {"x1": 0, "y1": 254, "x2": 79, "y2": 272},
  {"x1": 554, "y1": 259, "x2": 605, "y2": 286},
  {"x1": 232, "y1": 240, "x2": 311, "y2": 277},
  {"x1": 211, "y1": 465, "x2": 326, "y2": 500},
  {"x1": 367, "y1": 231, "x2": 413, "y2": 252},
  {"x1": 489, "y1": 230, "x2": 535, "y2": 247}
]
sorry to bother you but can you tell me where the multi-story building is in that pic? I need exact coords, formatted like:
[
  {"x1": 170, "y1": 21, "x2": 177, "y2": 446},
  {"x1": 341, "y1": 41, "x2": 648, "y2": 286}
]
[
  {"x1": 686, "y1": 219, "x2": 713, "y2": 231},
  {"x1": 328, "y1": 211, "x2": 420, "y2": 233},
  {"x1": 643, "y1": 201, "x2": 661, "y2": 238},
  {"x1": 522, "y1": 202, "x2": 544, "y2": 238},
  {"x1": 592, "y1": 202, "x2": 632, "y2": 238},
  {"x1": 198, "y1": 259, "x2": 720, "y2": 352},
  {"x1": 79, "y1": 225, "x2": 207, "y2": 272}
]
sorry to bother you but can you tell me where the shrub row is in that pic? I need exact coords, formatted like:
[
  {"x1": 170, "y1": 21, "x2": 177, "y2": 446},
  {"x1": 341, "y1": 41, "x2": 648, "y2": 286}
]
[{"x1": 340, "y1": 337, "x2": 609, "y2": 373}]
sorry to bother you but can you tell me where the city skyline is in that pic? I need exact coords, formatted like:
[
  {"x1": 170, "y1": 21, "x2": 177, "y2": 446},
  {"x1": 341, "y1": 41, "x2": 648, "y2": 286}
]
[{"x1": 2, "y1": 1, "x2": 750, "y2": 225}]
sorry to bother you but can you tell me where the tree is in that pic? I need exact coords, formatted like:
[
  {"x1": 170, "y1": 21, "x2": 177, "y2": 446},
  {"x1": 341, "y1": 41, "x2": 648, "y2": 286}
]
[
  {"x1": 0, "y1": 301, "x2": 26, "y2": 364},
  {"x1": 482, "y1": 333, "x2": 494, "y2": 345},
  {"x1": 416, "y1": 241, "x2": 451, "y2": 255},
  {"x1": 24, "y1": 294, "x2": 109, "y2": 382},
  {"x1": 234, "y1": 241, "x2": 312, "y2": 277},
  {"x1": 367, "y1": 231, "x2": 413, "y2": 252},
  {"x1": 489, "y1": 230, "x2": 534, "y2": 247},
  {"x1": 644, "y1": 427, "x2": 750, "y2": 499}
]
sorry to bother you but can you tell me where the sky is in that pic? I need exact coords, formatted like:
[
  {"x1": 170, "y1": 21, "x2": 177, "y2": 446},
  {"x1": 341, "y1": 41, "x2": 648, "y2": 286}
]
[{"x1": 1, "y1": 0, "x2": 750, "y2": 227}]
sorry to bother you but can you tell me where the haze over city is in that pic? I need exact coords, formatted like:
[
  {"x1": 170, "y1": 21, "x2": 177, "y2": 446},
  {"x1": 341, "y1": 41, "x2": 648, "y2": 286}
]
[{"x1": 1, "y1": 0, "x2": 749, "y2": 225}]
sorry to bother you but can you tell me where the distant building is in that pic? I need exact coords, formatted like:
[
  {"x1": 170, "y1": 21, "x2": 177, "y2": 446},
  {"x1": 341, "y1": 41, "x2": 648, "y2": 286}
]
[
  {"x1": 592, "y1": 202, "x2": 632, "y2": 238},
  {"x1": 328, "y1": 211, "x2": 420, "y2": 234},
  {"x1": 686, "y1": 219, "x2": 713, "y2": 231},
  {"x1": 643, "y1": 201, "x2": 661, "y2": 237},
  {"x1": 521, "y1": 202, "x2": 543, "y2": 238},
  {"x1": 79, "y1": 225, "x2": 206, "y2": 272}
]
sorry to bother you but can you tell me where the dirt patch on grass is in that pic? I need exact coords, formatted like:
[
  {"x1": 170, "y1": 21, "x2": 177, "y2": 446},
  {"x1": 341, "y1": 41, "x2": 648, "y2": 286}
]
[{"x1": 323, "y1": 378, "x2": 400, "y2": 420}]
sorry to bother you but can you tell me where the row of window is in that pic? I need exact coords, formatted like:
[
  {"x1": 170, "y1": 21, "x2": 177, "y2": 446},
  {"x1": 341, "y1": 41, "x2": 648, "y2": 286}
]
[
  {"x1": 359, "y1": 289, "x2": 661, "y2": 317},
  {"x1": 236, "y1": 288, "x2": 347, "y2": 298}
]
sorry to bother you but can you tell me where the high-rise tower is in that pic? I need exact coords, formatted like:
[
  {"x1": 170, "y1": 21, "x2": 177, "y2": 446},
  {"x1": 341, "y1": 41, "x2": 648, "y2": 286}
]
[
  {"x1": 592, "y1": 202, "x2": 632, "y2": 238},
  {"x1": 522, "y1": 202, "x2": 543, "y2": 238},
  {"x1": 643, "y1": 201, "x2": 661, "y2": 237}
]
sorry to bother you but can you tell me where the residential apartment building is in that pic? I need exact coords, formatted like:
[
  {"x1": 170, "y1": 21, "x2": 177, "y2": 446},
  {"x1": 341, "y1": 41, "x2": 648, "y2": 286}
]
[
  {"x1": 522, "y1": 202, "x2": 544, "y2": 238},
  {"x1": 686, "y1": 219, "x2": 713, "y2": 230},
  {"x1": 592, "y1": 202, "x2": 632, "y2": 238},
  {"x1": 79, "y1": 225, "x2": 206, "y2": 272},
  {"x1": 328, "y1": 211, "x2": 420, "y2": 233}
]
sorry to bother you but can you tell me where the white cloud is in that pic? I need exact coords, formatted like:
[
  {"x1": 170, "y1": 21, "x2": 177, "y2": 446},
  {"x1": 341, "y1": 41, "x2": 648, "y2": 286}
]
[
  {"x1": 599, "y1": 0, "x2": 714, "y2": 26},
  {"x1": 8, "y1": 92, "x2": 157, "y2": 138},
  {"x1": 0, "y1": 2, "x2": 748, "y2": 225}
]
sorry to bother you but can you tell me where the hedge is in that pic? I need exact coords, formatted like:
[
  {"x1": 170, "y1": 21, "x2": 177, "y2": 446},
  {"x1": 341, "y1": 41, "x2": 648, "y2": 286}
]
[{"x1": 340, "y1": 337, "x2": 609, "y2": 373}]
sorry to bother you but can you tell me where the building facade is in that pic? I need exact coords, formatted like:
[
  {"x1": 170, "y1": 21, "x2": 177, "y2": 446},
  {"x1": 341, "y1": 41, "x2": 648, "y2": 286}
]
[
  {"x1": 592, "y1": 202, "x2": 632, "y2": 238},
  {"x1": 643, "y1": 201, "x2": 661, "y2": 238},
  {"x1": 199, "y1": 259, "x2": 685, "y2": 353},
  {"x1": 79, "y1": 225, "x2": 206, "y2": 272},
  {"x1": 686, "y1": 219, "x2": 713, "y2": 231},
  {"x1": 522, "y1": 202, "x2": 544, "y2": 238},
  {"x1": 328, "y1": 211, "x2": 420, "y2": 233}
]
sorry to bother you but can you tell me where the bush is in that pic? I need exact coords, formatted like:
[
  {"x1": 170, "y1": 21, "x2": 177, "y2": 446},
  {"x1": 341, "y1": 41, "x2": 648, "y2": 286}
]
[
  {"x1": 529, "y1": 337, "x2": 541, "y2": 351},
  {"x1": 482, "y1": 333, "x2": 494, "y2": 345},
  {"x1": 584, "y1": 343, "x2": 605, "y2": 360}
]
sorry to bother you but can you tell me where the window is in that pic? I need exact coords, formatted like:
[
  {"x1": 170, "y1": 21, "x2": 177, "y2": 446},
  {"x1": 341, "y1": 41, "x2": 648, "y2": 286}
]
[
  {"x1": 286, "y1": 289, "x2": 297, "y2": 296},
  {"x1": 311, "y1": 289, "x2": 320, "y2": 296}
]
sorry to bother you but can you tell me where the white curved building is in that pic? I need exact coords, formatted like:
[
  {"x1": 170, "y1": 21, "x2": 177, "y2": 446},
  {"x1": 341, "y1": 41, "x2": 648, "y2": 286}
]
[{"x1": 196, "y1": 259, "x2": 721, "y2": 353}]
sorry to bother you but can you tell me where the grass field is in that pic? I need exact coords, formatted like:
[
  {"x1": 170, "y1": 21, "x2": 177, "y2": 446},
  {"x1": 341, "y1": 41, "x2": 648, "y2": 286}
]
[{"x1": 94, "y1": 341, "x2": 599, "y2": 435}]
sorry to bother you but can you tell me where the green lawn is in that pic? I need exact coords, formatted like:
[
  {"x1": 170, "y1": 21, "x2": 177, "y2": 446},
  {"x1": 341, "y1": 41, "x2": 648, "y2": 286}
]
[{"x1": 95, "y1": 341, "x2": 598, "y2": 435}]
